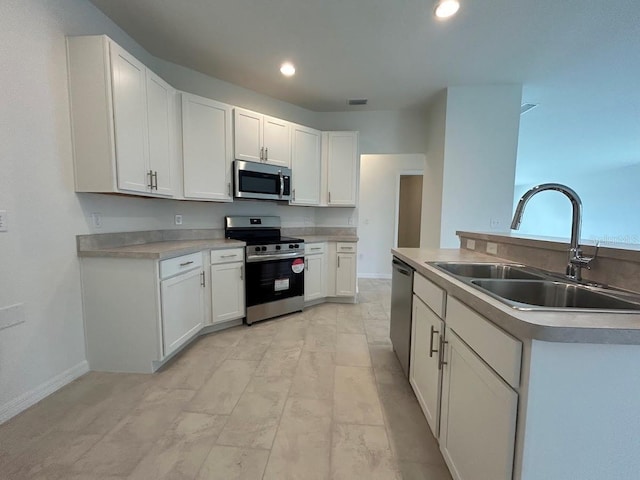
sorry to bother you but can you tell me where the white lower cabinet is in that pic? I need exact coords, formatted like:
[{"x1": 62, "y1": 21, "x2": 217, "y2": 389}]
[
  {"x1": 439, "y1": 328, "x2": 518, "y2": 480},
  {"x1": 160, "y1": 266, "x2": 205, "y2": 356},
  {"x1": 410, "y1": 295, "x2": 444, "y2": 437},
  {"x1": 210, "y1": 248, "x2": 245, "y2": 324},
  {"x1": 304, "y1": 243, "x2": 326, "y2": 301}
]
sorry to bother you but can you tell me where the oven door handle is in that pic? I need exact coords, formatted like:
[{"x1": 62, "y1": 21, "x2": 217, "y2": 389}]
[{"x1": 246, "y1": 252, "x2": 304, "y2": 263}]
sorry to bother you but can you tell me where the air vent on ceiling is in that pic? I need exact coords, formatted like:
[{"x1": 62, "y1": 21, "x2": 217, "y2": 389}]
[
  {"x1": 520, "y1": 103, "x2": 538, "y2": 115},
  {"x1": 348, "y1": 98, "x2": 368, "y2": 106}
]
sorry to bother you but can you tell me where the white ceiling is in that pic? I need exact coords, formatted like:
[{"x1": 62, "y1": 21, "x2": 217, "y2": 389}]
[{"x1": 89, "y1": 0, "x2": 640, "y2": 177}]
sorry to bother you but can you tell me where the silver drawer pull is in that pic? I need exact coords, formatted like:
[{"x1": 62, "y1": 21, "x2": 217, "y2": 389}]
[
  {"x1": 220, "y1": 254, "x2": 238, "y2": 258},
  {"x1": 438, "y1": 338, "x2": 448, "y2": 370},
  {"x1": 311, "y1": 247, "x2": 322, "y2": 251},
  {"x1": 179, "y1": 261, "x2": 194, "y2": 267},
  {"x1": 429, "y1": 325, "x2": 439, "y2": 358}
]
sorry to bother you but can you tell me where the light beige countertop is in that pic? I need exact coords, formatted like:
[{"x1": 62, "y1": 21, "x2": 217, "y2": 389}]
[
  {"x1": 78, "y1": 239, "x2": 245, "y2": 260},
  {"x1": 392, "y1": 247, "x2": 640, "y2": 345}
]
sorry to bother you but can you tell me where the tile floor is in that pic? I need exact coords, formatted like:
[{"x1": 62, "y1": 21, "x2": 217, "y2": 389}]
[{"x1": 0, "y1": 279, "x2": 452, "y2": 480}]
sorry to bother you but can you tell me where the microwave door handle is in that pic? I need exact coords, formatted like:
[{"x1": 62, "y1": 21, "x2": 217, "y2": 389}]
[{"x1": 279, "y1": 170, "x2": 284, "y2": 198}]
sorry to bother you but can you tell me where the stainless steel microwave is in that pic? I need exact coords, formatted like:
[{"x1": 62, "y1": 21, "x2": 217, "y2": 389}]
[{"x1": 234, "y1": 160, "x2": 291, "y2": 201}]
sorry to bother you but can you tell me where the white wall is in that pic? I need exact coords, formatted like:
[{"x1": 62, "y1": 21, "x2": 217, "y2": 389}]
[
  {"x1": 439, "y1": 85, "x2": 522, "y2": 247},
  {"x1": 358, "y1": 155, "x2": 425, "y2": 278},
  {"x1": 513, "y1": 163, "x2": 640, "y2": 245},
  {"x1": 420, "y1": 91, "x2": 448, "y2": 249}
]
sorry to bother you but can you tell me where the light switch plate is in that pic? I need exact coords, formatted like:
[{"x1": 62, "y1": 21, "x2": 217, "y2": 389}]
[
  {"x1": 175, "y1": 214, "x2": 183, "y2": 225},
  {"x1": 0, "y1": 303, "x2": 25, "y2": 330},
  {"x1": 90, "y1": 212, "x2": 102, "y2": 229},
  {"x1": 0, "y1": 210, "x2": 7, "y2": 232},
  {"x1": 466, "y1": 239, "x2": 476, "y2": 250},
  {"x1": 486, "y1": 242, "x2": 498, "y2": 255}
]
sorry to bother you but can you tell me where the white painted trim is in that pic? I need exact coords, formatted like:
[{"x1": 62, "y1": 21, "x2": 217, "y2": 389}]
[
  {"x1": 358, "y1": 273, "x2": 393, "y2": 280},
  {"x1": 0, "y1": 361, "x2": 90, "y2": 425},
  {"x1": 394, "y1": 170, "x2": 424, "y2": 248}
]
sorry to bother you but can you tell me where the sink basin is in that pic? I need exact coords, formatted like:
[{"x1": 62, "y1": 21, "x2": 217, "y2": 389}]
[
  {"x1": 430, "y1": 262, "x2": 546, "y2": 280},
  {"x1": 471, "y1": 279, "x2": 640, "y2": 311}
]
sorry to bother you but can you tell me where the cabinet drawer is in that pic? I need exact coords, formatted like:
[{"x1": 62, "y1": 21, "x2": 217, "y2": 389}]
[
  {"x1": 305, "y1": 243, "x2": 326, "y2": 255},
  {"x1": 446, "y1": 297, "x2": 522, "y2": 389},
  {"x1": 210, "y1": 248, "x2": 244, "y2": 264},
  {"x1": 160, "y1": 252, "x2": 203, "y2": 279},
  {"x1": 336, "y1": 242, "x2": 357, "y2": 253},
  {"x1": 413, "y1": 273, "x2": 445, "y2": 318}
]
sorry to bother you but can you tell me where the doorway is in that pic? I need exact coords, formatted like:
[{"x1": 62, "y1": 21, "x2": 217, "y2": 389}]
[{"x1": 395, "y1": 173, "x2": 423, "y2": 248}]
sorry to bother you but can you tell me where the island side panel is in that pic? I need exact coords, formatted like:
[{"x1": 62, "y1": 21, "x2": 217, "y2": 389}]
[
  {"x1": 80, "y1": 257, "x2": 161, "y2": 373},
  {"x1": 520, "y1": 339, "x2": 640, "y2": 480}
]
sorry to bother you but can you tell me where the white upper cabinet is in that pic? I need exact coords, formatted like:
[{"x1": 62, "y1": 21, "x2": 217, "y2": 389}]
[
  {"x1": 233, "y1": 108, "x2": 291, "y2": 167},
  {"x1": 145, "y1": 70, "x2": 176, "y2": 197},
  {"x1": 181, "y1": 93, "x2": 233, "y2": 201},
  {"x1": 323, "y1": 131, "x2": 359, "y2": 207},
  {"x1": 67, "y1": 35, "x2": 177, "y2": 197},
  {"x1": 290, "y1": 124, "x2": 322, "y2": 205}
]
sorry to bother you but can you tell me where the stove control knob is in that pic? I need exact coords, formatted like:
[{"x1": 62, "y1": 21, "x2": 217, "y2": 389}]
[
  {"x1": 289, "y1": 244, "x2": 294, "y2": 249},
  {"x1": 254, "y1": 247, "x2": 261, "y2": 252},
  {"x1": 261, "y1": 246, "x2": 267, "y2": 252},
  {"x1": 294, "y1": 244, "x2": 300, "y2": 249},
  {"x1": 275, "y1": 245, "x2": 281, "y2": 250}
]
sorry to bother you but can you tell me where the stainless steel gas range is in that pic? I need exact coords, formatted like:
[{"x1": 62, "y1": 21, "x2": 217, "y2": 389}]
[{"x1": 225, "y1": 216, "x2": 305, "y2": 325}]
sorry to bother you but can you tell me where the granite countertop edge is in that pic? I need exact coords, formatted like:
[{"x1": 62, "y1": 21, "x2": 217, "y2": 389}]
[
  {"x1": 78, "y1": 239, "x2": 246, "y2": 260},
  {"x1": 392, "y1": 247, "x2": 640, "y2": 345}
]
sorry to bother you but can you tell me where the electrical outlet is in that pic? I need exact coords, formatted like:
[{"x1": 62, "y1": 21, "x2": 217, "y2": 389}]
[
  {"x1": 486, "y1": 242, "x2": 498, "y2": 255},
  {"x1": 347, "y1": 217, "x2": 353, "y2": 225},
  {"x1": 466, "y1": 239, "x2": 476, "y2": 250},
  {"x1": 0, "y1": 210, "x2": 7, "y2": 232},
  {"x1": 175, "y1": 214, "x2": 183, "y2": 225},
  {"x1": 90, "y1": 213, "x2": 102, "y2": 229}
]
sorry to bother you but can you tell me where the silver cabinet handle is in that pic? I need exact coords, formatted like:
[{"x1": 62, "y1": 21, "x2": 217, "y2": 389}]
[
  {"x1": 438, "y1": 337, "x2": 448, "y2": 370},
  {"x1": 228, "y1": 182, "x2": 231, "y2": 197},
  {"x1": 153, "y1": 171, "x2": 158, "y2": 190},
  {"x1": 240, "y1": 265, "x2": 244, "y2": 280},
  {"x1": 220, "y1": 254, "x2": 238, "y2": 258},
  {"x1": 305, "y1": 259, "x2": 309, "y2": 271},
  {"x1": 179, "y1": 261, "x2": 194, "y2": 267},
  {"x1": 147, "y1": 170, "x2": 153, "y2": 189},
  {"x1": 337, "y1": 256, "x2": 341, "y2": 268},
  {"x1": 200, "y1": 271, "x2": 205, "y2": 287},
  {"x1": 265, "y1": 147, "x2": 268, "y2": 161},
  {"x1": 328, "y1": 191, "x2": 331, "y2": 204},
  {"x1": 292, "y1": 189, "x2": 296, "y2": 201},
  {"x1": 311, "y1": 247, "x2": 322, "y2": 251},
  {"x1": 429, "y1": 325, "x2": 439, "y2": 358},
  {"x1": 260, "y1": 147, "x2": 264, "y2": 161}
]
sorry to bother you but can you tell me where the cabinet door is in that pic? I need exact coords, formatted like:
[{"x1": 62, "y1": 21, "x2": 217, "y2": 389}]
[
  {"x1": 263, "y1": 115, "x2": 291, "y2": 167},
  {"x1": 336, "y1": 253, "x2": 357, "y2": 297},
  {"x1": 160, "y1": 268, "x2": 205, "y2": 357},
  {"x1": 110, "y1": 42, "x2": 149, "y2": 193},
  {"x1": 440, "y1": 329, "x2": 518, "y2": 480},
  {"x1": 234, "y1": 108, "x2": 263, "y2": 163},
  {"x1": 182, "y1": 94, "x2": 233, "y2": 201},
  {"x1": 326, "y1": 131, "x2": 358, "y2": 206},
  {"x1": 145, "y1": 70, "x2": 175, "y2": 197},
  {"x1": 291, "y1": 125, "x2": 321, "y2": 205},
  {"x1": 410, "y1": 296, "x2": 443, "y2": 437},
  {"x1": 211, "y1": 262, "x2": 245, "y2": 324},
  {"x1": 304, "y1": 253, "x2": 326, "y2": 301}
]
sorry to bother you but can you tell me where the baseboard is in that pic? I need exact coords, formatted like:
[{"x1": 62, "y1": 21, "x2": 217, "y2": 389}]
[
  {"x1": 358, "y1": 273, "x2": 392, "y2": 280},
  {"x1": 0, "y1": 360, "x2": 90, "y2": 425}
]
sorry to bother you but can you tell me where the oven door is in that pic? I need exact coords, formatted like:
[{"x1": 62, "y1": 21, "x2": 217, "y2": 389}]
[
  {"x1": 234, "y1": 160, "x2": 291, "y2": 200},
  {"x1": 245, "y1": 256, "x2": 304, "y2": 307}
]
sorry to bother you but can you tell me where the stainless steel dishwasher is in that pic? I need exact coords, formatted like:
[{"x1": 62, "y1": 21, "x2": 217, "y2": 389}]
[{"x1": 390, "y1": 257, "x2": 414, "y2": 378}]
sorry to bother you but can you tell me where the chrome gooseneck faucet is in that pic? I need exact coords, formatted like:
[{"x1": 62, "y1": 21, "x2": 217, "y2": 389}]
[{"x1": 511, "y1": 183, "x2": 595, "y2": 281}]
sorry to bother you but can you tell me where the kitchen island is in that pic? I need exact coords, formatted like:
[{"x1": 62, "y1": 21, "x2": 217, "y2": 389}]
[{"x1": 392, "y1": 244, "x2": 640, "y2": 480}]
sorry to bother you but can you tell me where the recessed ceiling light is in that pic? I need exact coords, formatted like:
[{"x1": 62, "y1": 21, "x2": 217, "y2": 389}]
[
  {"x1": 280, "y1": 62, "x2": 296, "y2": 77},
  {"x1": 434, "y1": 0, "x2": 460, "y2": 19}
]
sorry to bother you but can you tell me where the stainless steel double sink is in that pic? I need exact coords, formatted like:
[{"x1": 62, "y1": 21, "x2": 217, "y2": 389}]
[{"x1": 428, "y1": 262, "x2": 640, "y2": 312}]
